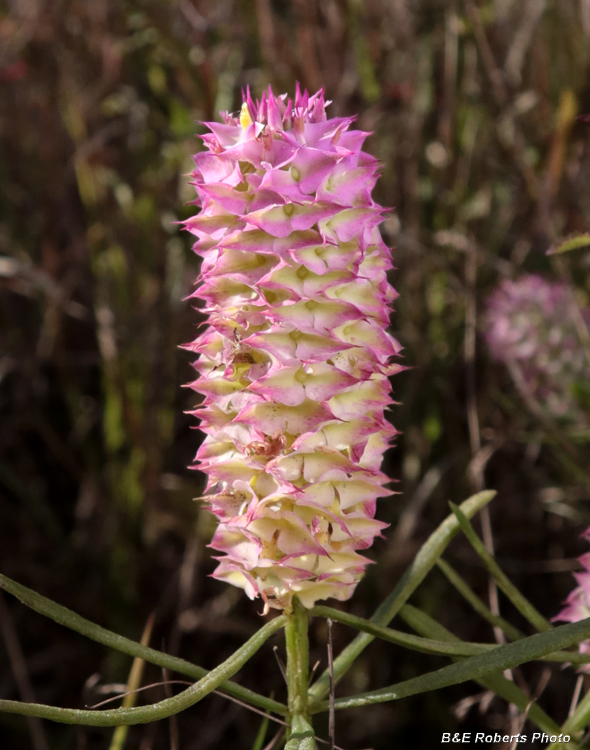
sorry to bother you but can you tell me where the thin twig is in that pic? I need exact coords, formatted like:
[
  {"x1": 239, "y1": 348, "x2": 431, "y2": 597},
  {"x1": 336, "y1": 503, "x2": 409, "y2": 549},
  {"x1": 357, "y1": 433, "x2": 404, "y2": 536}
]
[
  {"x1": 453, "y1": 690, "x2": 491, "y2": 720},
  {"x1": 213, "y1": 690, "x2": 287, "y2": 726},
  {"x1": 308, "y1": 659, "x2": 321, "y2": 687},
  {"x1": 464, "y1": 0, "x2": 507, "y2": 106},
  {"x1": 108, "y1": 614, "x2": 155, "y2": 750},
  {"x1": 463, "y1": 236, "x2": 517, "y2": 736},
  {"x1": 178, "y1": 0, "x2": 208, "y2": 32},
  {"x1": 88, "y1": 680, "x2": 189, "y2": 709},
  {"x1": 273, "y1": 645, "x2": 288, "y2": 685},
  {"x1": 504, "y1": 0, "x2": 546, "y2": 87},
  {"x1": 90, "y1": 680, "x2": 294, "y2": 730},
  {"x1": 464, "y1": 238, "x2": 482, "y2": 481},
  {"x1": 0, "y1": 592, "x2": 50, "y2": 750},
  {"x1": 169, "y1": 538, "x2": 201, "y2": 657},
  {"x1": 568, "y1": 675, "x2": 584, "y2": 718},
  {"x1": 464, "y1": 237, "x2": 505, "y2": 645},
  {"x1": 262, "y1": 727, "x2": 286, "y2": 750},
  {"x1": 439, "y1": 5, "x2": 459, "y2": 148},
  {"x1": 162, "y1": 667, "x2": 179, "y2": 750},
  {"x1": 509, "y1": 668, "x2": 551, "y2": 750}
]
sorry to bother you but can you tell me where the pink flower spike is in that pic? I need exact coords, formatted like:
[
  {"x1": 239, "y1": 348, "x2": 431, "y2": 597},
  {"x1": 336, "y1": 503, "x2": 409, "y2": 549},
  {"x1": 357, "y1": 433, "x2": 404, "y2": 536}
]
[{"x1": 184, "y1": 85, "x2": 400, "y2": 611}]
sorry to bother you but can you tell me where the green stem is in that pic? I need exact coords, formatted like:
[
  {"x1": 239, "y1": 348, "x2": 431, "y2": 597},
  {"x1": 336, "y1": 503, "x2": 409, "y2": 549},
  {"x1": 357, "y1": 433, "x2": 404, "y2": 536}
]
[{"x1": 285, "y1": 597, "x2": 310, "y2": 724}]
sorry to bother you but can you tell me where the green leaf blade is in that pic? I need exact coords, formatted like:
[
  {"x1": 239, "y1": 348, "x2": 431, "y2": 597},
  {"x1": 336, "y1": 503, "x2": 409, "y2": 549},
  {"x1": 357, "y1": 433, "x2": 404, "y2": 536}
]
[
  {"x1": 0, "y1": 615, "x2": 287, "y2": 726},
  {"x1": 449, "y1": 503, "x2": 552, "y2": 633},
  {"x1": 310, "y1": 617, "x2": 590, "y2": 714},
  {"x1": 548, "y1": 233, "x2": 590, "y2": 255},
  {"x1": 0, "y1": 572, "x2": 287, "y2": 716}
]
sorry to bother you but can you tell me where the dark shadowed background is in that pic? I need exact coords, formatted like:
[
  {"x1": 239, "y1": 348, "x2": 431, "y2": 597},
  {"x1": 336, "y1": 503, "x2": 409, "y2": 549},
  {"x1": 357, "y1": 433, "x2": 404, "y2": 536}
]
[{"x1": 1, "y1": 1, "x2": 590, "y2": 748}]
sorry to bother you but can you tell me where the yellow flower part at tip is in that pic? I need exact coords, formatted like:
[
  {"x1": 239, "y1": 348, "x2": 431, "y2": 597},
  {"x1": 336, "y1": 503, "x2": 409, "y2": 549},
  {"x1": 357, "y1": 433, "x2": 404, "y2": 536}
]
[{"x1": 239, "y1": 102, "x2": 253, "y2": 130}]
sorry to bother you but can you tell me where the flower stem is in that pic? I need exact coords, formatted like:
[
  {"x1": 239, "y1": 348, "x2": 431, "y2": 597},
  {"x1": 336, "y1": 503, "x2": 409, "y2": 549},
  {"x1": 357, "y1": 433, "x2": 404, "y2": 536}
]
[{"x1": 285, "y1": 597, "x2": 310, "y2": 724}]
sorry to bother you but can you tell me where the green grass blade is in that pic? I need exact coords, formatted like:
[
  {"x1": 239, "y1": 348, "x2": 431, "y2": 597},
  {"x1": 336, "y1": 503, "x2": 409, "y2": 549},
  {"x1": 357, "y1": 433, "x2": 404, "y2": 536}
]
[
  {"x1": 0, "y1": 572, "x2": 287, "y2": 716},
  {"x1": 108, "y1": 615, "x2": 154, "y2": 750},
  {"x1": 436, "y1": 559, "x2": 523, "y2": 642},
  {"x1": 308, "y1": 490, "x2": 496, "y2": 704},
  {"x1": 449, "y1": 503, "x2": 552, "y2": 633},
  {"x1": 311, "y1": 604, "x2": 588, "y2": 666},
  {"x1": 0, "y1": 615, "x2": 286, "y2": 726},
  {"x1": 310, "y1": 605, "x2": 491, "y2": 657},
  {"x1": 398, "y1": 604, "x2": 562, "y2": 735},
  {"x1": 250, "y1": 712, "x2": 270, "y2": 750},
  {"x1": 398, "y1": 604, "x2": 455, "y2": 639},
  {"x1": 400, "y1": 604, "x2": 589, "y2": 665},
  {"x1": 310, "y1": 617, "x2": 590, "y2": 715}
]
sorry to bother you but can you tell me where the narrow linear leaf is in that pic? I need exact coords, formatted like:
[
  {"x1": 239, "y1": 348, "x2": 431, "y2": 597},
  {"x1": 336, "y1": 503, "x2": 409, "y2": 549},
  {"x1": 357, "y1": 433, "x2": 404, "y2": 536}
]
[
  {"x1": 0, "y1": 616, "x2": 286, "y2": 726},
  {"x1": 398, "y1": 604, "x2": 565, "y2": 736},
  {"x1": 250, "y1": 711, "x2": 270, "y2": 750},
  {"x1": 311, "y1": 605, "x2": 491, "y2": 658},
  {"x1": 311, "y1": 605, "x2": 588, "y2": 666},
  {"x1": 308, "y1": 490, "x2": 496, "y2": 704},
  {"x1": 109, "y1": 614, "x2": 155, "y2": 750},
  {"x1": 399, "y1": 604, "x2": 460, "y2": 641},
  {"x1": 548, "y1": 233, "x2": 590, "y2": 255},
  {"x1": 436, "y1": 559, "x2": 523, "y2": 642},
  {"x1": 310, "y1": 617, "x2": 590, "y2": 714},
  {"x1": 0, "y1": 572, "x2": 287, "y2": 716},
  {"x1": 399, "y1": 604, "x2": 589, "y2": 666},
  {"x1": 449, "y1": 503, "x2": 552, "y2": 633}
]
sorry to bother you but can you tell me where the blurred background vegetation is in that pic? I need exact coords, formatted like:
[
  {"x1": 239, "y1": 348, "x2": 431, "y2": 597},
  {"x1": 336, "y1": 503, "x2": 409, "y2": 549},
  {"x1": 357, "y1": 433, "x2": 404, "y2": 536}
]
[{"x1": 1, "y1": 0, "x2": 590, "y2": 748}]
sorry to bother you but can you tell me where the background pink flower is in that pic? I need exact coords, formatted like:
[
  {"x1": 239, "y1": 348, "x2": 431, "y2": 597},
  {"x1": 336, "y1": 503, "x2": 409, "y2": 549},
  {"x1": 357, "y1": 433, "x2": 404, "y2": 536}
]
[{"x1": 484, "y1": 275, "x2": 590, "y2": 422}]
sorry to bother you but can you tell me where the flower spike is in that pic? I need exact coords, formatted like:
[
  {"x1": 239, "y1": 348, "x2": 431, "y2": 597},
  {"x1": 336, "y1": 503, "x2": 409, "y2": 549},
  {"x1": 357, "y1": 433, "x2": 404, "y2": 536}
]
[{"x1": 184, "y1": 85, "x2": 401, "y2": 611}]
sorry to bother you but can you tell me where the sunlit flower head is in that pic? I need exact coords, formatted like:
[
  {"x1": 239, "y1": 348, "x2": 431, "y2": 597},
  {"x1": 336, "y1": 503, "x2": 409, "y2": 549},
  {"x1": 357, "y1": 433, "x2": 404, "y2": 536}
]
[{"x1": 184, "y1": 85, "x2": 401, "y2": 611}]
